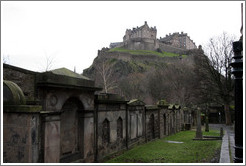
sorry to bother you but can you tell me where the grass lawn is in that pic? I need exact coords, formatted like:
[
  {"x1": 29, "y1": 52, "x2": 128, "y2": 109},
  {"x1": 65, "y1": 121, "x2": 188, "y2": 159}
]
[{"x1": 105, "y1": 129, "x2": 221, "y2": 163}]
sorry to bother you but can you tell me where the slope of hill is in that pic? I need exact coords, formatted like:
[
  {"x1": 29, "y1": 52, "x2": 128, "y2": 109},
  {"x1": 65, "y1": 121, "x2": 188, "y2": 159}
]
[{"x1": 83, "y1": 47, "x2": 202, "y2": 105}]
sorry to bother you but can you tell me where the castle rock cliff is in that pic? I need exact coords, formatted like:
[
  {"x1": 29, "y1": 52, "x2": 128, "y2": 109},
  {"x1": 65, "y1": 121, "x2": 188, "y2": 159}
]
[{"x1": 83, "y1": 22, "x2": 203, "y2": 105}]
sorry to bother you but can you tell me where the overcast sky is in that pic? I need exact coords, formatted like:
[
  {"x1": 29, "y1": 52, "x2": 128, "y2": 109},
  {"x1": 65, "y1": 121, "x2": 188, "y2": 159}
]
[{"x1": 1, "y1": 1, "x2": 243, "y2": 74}]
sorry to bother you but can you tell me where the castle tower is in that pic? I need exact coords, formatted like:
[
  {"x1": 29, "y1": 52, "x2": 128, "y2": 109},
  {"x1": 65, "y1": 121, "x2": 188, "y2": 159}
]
[{"x1": 122, "y1": 21, "x2": 158, "y2": 50}]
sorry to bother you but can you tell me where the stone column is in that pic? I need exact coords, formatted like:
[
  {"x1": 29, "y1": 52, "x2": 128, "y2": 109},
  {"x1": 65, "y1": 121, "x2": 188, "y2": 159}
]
[{"x1": 195, "y1": 107, "x2": 202, "y2": 139}]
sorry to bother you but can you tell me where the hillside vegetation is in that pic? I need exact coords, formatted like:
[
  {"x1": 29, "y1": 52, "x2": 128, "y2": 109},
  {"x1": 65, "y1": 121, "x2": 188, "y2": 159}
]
[
  {"x1": 83, "y1": 47, "x2": 203, "y2": 106},
  {"x1": 108, "y1": 47, "x2": 187, "y2": 58}
]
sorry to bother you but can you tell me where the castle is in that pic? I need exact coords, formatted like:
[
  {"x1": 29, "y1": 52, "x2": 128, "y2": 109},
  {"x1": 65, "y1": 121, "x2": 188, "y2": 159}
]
[{"x1": 110, "y1": 21, "x2": 197, "y2": 54}]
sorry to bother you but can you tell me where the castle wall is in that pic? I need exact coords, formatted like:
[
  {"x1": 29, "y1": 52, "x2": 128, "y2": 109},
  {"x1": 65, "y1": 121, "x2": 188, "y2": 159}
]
[
  {"x1": 185, "y1": 36, "x2": 197, "y2": 49},
  {"x1": 141, "y1": 27, "x2": 156, "y2": 40},
  {"x1": 159, "y1": 42, "x2": 187, "y2": 55},
  {"x1": 125, "y1": 38, "x2": 156, "y2": 51},
  {"x1": 160, "y1": 33, "x2": 197, "y2": 50}
]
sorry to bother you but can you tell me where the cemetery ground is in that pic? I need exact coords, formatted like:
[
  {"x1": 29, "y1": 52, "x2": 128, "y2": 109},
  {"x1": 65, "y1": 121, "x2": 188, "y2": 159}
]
[{"x1": 104, "y1": 127, "x2": 222, "y2": 163}]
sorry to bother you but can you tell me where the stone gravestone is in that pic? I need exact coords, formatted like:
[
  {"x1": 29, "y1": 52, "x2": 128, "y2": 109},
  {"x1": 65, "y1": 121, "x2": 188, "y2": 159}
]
[{"x1": 195, "y1": 107, "x2": 203, "y2": 139}]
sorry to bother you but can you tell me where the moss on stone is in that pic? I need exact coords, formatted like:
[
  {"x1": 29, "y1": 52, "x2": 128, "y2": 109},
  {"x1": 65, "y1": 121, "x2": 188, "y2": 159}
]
[
  {"x1": 3, "y1": 105, "x2": 42, "y2": 113},
  {"x1": 174, "y1": 104, "x2": 181, "y2": 110},
  {"x1": 168, "y1": 104, "x2": 175, "y2": 110},
  {"x1": 128, "y1": 99, "x2": 145, "y2": 106},
  {"x1": 157, "y1": 99, "x2": 169, "y2": 106},
  {"x1": 146, "y1": 105, "x2": 159, "y2": 110},
  {"x1": 50, "y1": 68, "x2": 90, "y2": 80},
  {"x1": 3, "y1": 80, "x2": 26, "y2": 105}
]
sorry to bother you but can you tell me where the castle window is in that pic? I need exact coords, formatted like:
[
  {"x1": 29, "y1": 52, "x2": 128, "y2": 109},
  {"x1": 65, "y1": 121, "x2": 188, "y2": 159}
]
[
  {"x1": 117, "y1": 117, "x2": 123, "y2": 139},
  {"x1": 102, "y1": 119, "x2": 110, "y2": 143}
]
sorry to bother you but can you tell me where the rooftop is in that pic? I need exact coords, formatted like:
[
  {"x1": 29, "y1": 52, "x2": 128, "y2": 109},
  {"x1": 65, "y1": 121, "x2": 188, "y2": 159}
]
[{"x1": 50, "y1": 68, "x2": 90, "y2": 80}]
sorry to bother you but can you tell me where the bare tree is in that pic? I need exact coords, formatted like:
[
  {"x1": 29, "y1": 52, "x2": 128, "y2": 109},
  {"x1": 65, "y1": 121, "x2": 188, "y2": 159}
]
[
  {"x1": 147, "y1": 58, "x2": 197, "y2": 106},
  {"x1": 95, "y1": 60, "x2": 117, "y2": 93},
  {"x1": 202, "y1": 32, "x2": 235, "y2": 125},
  {"x1": 147, "y1": 67, "x2": 170, "y2": 103},
  {"x1": 44, "y1": 55, "x2": 55, "y2": 71},
  {"x1": 119, "y1": 72, "x2": 146, "y2": 100},
  {"x1": 39, "y1": 50, "x2": 57, "y2": 72}
]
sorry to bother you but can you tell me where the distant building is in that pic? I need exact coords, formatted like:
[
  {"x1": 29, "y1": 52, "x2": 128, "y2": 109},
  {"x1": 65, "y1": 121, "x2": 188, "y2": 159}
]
[
  {"x1": 109, "y1": 42, "x2": 123, "y2": 48},
  {"x1": 110, "y1": 21, "x2": 197, "y2": 53},
  {"x1": 122, "y1": 21, "x2": 158, "y2": 50},
  {"x1": 160, "y1": 32, "x2": 197, "y2": 50}
]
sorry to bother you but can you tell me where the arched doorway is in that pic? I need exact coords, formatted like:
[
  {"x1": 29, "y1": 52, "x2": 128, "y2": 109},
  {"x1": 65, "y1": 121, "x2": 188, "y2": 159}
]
[{"x1": 60, "y1": 97, "x2": 84, "y2": 162}]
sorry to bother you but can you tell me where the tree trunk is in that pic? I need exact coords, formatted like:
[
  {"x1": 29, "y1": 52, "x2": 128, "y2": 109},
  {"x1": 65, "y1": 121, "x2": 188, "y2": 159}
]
[{"x1": 224, "y1": 104, "x2": 232, "y2": 125}]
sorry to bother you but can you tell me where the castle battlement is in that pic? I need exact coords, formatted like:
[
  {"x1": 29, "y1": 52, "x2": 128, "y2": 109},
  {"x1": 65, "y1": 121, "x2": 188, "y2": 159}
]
[
  {"x1": 126, "y1": 21, "x2": 157, "y2": 34},
  {"x1": 123, "y1": 21, "x2": 157, "y2": 43}
]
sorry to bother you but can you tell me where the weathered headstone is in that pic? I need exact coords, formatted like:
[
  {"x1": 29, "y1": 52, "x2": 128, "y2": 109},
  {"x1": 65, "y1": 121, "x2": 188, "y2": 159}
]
[{"x1": 195, "y1": 107, "x2": 203, "y2": 139}]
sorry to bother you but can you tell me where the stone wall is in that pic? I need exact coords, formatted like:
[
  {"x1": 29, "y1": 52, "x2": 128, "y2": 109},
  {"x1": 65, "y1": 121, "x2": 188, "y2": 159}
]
[
  {"x1": 185, "y1": 36, "x2": 197, "y2": 50},
  {"x1": 3, "y1": 64, "x2": 37, "y2": 100},
  {"x1": 95, "y1": 94, "x2": 127, "y2": 161},
  {"x1": 159, "y1": 42, "x2": 187, "y2": 55},
  {"x1": 3, "y1": 64, "x2": 196, "y2": 163},
  {"x1": 159, "y1": 105, "x2": 169, "y2": 138},
  {"x1": 145, "y1": 105, "x2": 160, "y2": 141},
  {"x1": 3, "y1": 106, "x2": 41, "y2": 163},
  {"x1": 42, "y1": 113, "x2": 60, "y2": 163},
  {"x1": 83, "y1": 111, "x2": 95, "y2": 162},
  {"x1": 127, "y1": 99, "x2": 146, "y2": 147}
]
